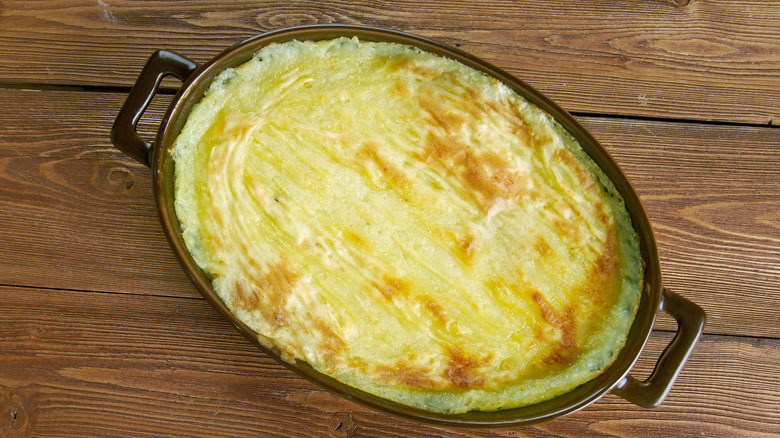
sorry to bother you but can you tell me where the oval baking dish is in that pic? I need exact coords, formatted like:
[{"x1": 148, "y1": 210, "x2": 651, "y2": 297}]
[{"x1": 111, "y1": 24, "x2": 705, "y2": 427}]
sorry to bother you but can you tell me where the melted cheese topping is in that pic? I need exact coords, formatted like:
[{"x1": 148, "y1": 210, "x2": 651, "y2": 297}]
[{"x1": 172, "y1": 38, "x2": 643, "y2": 414}]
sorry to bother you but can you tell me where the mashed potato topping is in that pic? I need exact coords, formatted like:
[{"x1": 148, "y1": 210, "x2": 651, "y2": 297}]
[{"x1": 172, "y1": 37, "x2": 643, "y2": 413}]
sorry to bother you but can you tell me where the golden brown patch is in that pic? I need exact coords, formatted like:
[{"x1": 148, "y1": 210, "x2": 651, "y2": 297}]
[
  {"x1": 419, "y1": 96, "x2": 468, "y2": 132},
  {"x1": 233, "y1": 280, "x2": 258, "y2": 309},
  {"x1": 309, "y1": 313, "x2": 348, "y2": 369},
  {"x1": 463, "y1": 148, "x2": 522, "y2": 205},
  {"x1": 374, "y1": 360, "x2": 438, "y2": 390},
  {"x1": 544, "y1": 311, "x2": 578, "y2": 366},
  {"x1": 344, "y1": 229, "x2": 369, "y2": 249},
  {"x1": 581, "y1": 226, "x2": 620, "y2": 306},
  {"x1": 593, "y1": 227, "x2": 619, "y2": 279},
  {"x1": 419, "y1": 131, "x2": 524, "y2": 212},
  {"x1": 371, "y1": 274, "x2": 411, "y2": 301},
  {"x1": 356, "y1": 141, "x2": 411, "y2": 188},
  {"x1": 532, "y1": 292, "x2": 579, "y2": 366},
  {"x1": 446, "y1": 75, "x2": 533, "y2": 145},
  {"x1": 595, "y1": 202, "x2": 610, "y2": 226},
  {"x1": 413, "y1": 78, "x2": 529, "y2": 211},
  {"x1": 243, "y1": 255, "x2": 302, "y2": 328},
  {"x1": 420, "y1": 295, "x2": 449, "y2": 328},
  {"x1": 205, "y1": 210, "x2": 227, "y2": 253},
  {"x1": 455, "y1": 233, "x2": 479, "y2": 265},
  {"x1": 391, "y1": 80, "x2": 412, "y2": 99},
  {"x1": 555, "y1": 148, "x2": 591, "y2": 187},
  {"x1": 493, "y1": 100, "x2": 532, "y2": 140},
  {"x1": 444, "y1": 346, "x2": 489, "y2": 389},
  {"x1": 423, "y1": 84, "x2": 483, "y2": 122},
  {"x1": 386, "y1": 56, "x2": 440, "y2": 79},
  {"x1": 553, "y1": 218, "x2": 582, "y2": 244},
  {"x1": 533, "y1": 235, "x2": 554, "y2": 257},
  {"x1": 385, "y1": 56, "x2": 413, "y2": 73}
]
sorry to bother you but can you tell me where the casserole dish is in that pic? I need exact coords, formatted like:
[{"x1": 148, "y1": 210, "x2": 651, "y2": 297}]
[{"x1": 111, "y1": 24, "x2": 705, "y2": 426}]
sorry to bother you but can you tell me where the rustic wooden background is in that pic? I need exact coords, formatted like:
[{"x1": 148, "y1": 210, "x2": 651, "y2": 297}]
[{"x1": 1, "y1": 1, "x2": 778, "y2": 437}]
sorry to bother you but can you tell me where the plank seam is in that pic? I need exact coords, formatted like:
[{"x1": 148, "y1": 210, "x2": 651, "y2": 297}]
[
  {"x1": 1, "y1": 283, "x2": 777, "y2": 342},
  {"x1": 0, "y1": 81, "x2": 777, "y2": 129}
]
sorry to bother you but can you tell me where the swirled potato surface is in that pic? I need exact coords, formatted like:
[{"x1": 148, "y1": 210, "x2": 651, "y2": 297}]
[{"x1": 173, "y1": 38, "x2": 643, "y2": 414}]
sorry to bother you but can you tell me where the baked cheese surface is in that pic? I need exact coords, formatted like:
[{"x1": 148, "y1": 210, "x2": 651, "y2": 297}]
[{"x1": 172, "y1": 37, "x2": 643, "y2": 414}]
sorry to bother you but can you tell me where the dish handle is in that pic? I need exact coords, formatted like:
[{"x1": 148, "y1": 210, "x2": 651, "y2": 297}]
[
  {"x1": 111, "y1": 50, "x2": 197, "y2": 167},
  {"x1": 612, "y1": 288, "x2": 705, "y2": 407}
]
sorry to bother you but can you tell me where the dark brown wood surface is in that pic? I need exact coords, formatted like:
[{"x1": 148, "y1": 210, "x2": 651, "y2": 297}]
[
  {"x1": 2, "y1": 0, "x2": 779, "y2": 125},
  {"x1": 1, "y1": 1, "x2": 778, "y2": 437}
]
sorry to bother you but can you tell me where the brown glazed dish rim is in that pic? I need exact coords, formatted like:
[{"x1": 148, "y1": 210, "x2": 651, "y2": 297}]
[{"x1": 149, "y1": 24, "x2": 663, "y2": 426}]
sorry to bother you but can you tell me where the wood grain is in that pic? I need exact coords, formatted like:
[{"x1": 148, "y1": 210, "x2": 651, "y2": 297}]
[
  {"x1": 1, "y1": 87, "x2": 777, "y2": 338},
  {"x1": 1, "y1": 0, "x2": 778, "y2": 125},
  {"x1": 1, "y1": 285, "x2": 778, "y2": 438},
  {"x1": 1, "y1": 1, "x2": 777, "y2": 436},
  {"x1": 577, "y1": 116, "x2": 780, "y2": 337},
  {"x1": 0, "y1": 88, "x2": 192, "y2": 297}
]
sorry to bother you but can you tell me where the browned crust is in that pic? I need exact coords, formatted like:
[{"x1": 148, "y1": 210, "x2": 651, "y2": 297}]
[
  {"x1": 371, "y1": 274, "x2": 411, "y2": 302},
  {"x1": 444, "y1": 346, "x2": 490, "y2": 389},
  {"x1": 373, "y1": 346, "x2": 494, "y2": 391},
  {"x1": 580, "y1": 225, "x2": 620, "y2": 307},
  {"x1": 308, "y1": 310, "x2": 348, "y2": 368},
  {"x1": 375, "y1": 359, "x2": 438, "y2": 390},
  {"x1": 391, "y1": 60, "x2": 535, "y2": 212},
  {"x1": 418, "y1": 131, "x2": 525, "y2": 212},
  {"x1": 555, "y1": 148, "x2": 592, "y2": 188},
  {"x1": 356, "y1": 140, "x2": 412, "y2": 189},
  {"x1": 592, "y1": 226, "x2": 619, "y2": 280},
  {"x1": 420, "y1": 295, "x2": 449, "y2": 327},
  {"x1": 455, "y1": 233, "x2": 479, "y2": 265},
  {"x1": 234, "y1": 255, "x2": 302, "y2": 329},
  {"x1": 532, "y1": 292, "x2": 579, "y2": 366}
]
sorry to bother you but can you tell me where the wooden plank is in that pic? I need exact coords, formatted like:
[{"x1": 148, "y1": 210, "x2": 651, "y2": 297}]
[
  {"x1": 1, "y1": 0, "x2": 778, "y2": 125},
  {"x1": 577, "y1": 116, "x2": 780, "y2": 337},
  {"x1": 1, "y1": 286, "x2": 777, "y2": 437},
  {"x1": 0, "y1": 87, "x2": 778, "y2": 338},
  {"x1": 0, "y1": 88, "x2": 190, "y2": 297}
]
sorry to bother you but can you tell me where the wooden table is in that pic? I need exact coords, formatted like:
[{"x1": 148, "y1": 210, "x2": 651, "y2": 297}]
[{"x1": 1, "y1": 1, "x2": 778, "y2": 436}]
